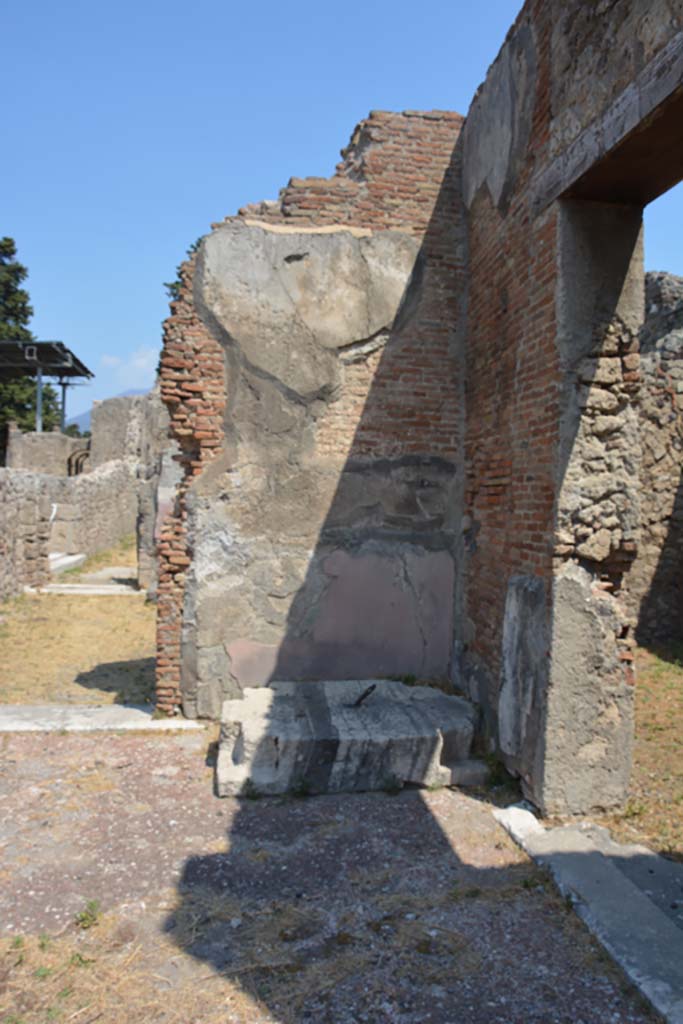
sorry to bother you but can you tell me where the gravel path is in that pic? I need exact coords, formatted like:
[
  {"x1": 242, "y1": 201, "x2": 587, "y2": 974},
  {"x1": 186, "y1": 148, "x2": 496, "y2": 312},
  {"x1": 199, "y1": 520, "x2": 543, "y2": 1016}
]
[{"x1": 0, "y1": 731, "x2": 661, "y2": 1024}]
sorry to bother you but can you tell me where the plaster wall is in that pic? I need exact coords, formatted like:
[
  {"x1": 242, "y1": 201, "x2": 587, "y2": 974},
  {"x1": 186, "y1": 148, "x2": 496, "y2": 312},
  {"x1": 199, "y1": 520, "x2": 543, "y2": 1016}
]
[
  {"x1": 156, "y1": 110, "x2": 465, "y2": 717},
  {"x1": 89, "y1": 395, "x2": 147, "y2": 468}
]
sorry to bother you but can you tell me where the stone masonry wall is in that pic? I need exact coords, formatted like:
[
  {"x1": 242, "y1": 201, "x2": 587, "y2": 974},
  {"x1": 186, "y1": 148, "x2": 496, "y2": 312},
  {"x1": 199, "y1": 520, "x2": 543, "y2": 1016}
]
[
  {"x1": 90, "y1": 395, "x2": 147, "y2": 469},
  {"x1": 157, "y1": 110, "x2": 465, "y2": 715},
  {"x1": 0, "y1": 469, "x2": 51, "y2": 601},
  {"x1": 629, "y1": 272, "x2": 683, "y2": 642},
  {"x1": 460, "y1": 0, "x2": 683, "y2": 812},
  {"x1": 47, "y1": 461, "x2": 139, "y2": 556},
  {"x1": 0, "y1": 462, "x2": 138, "y2": 599},
  {"x1": 6, "y1": 426, "x2": 86, "y2": 476},
  {"x1": 136, "y1": 387, "x2": 182, "y2": 594},
  {"x1": 155, "y1": 2, "x2": 682, "y2": 814}
]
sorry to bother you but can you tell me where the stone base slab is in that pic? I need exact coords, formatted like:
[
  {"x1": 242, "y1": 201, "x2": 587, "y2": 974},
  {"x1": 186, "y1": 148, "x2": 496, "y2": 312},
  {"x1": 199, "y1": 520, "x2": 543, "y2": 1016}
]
[{"x1": 217, "y1": 679, "x2": 476, "y2": 797}]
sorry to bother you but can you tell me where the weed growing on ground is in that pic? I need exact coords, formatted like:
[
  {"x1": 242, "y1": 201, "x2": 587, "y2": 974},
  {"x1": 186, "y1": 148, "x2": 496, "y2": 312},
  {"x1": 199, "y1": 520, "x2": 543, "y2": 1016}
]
[{"x1": 74, "y1": 900, "x2": 100, "y2": 930}]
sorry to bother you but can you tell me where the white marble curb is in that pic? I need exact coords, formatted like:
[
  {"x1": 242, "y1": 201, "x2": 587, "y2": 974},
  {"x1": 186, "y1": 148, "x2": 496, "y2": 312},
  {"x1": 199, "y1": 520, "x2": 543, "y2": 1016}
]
[
  {"x1": 25, "y1": 584, "x2": 145, "y2": 596},
  {"x1": 0, "y1": 705, "x2": 205, "y2": 733}
]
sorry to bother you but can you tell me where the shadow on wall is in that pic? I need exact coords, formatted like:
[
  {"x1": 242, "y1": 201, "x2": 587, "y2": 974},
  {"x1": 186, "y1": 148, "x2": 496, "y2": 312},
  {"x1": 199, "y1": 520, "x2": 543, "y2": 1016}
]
[
  {"x1": 181, "y1": 133, "x2": 467, "y2": 719},
  {"x1": 634, "y1": 274, "x2": 683, "y2": 647},
  {"x1": 636, "y1": 470, "x2": 683, "y2": 646}
]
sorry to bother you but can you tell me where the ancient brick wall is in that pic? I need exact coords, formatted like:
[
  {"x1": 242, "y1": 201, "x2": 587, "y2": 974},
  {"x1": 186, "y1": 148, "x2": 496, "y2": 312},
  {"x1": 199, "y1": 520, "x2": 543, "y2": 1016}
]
[
  {"x1": 155, "y1": 2, "x2": 683, "y2": 815},
  {"x1": 156, "y1": 110, "x2": 465, "y2": 715},
  {"x1": 460, "y1": 0, "x2": 683, "y2": 812}
]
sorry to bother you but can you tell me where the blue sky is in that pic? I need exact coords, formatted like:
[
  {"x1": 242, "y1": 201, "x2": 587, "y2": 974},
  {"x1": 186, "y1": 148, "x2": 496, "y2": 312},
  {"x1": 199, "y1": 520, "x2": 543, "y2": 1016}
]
[{"x1": 3, "y1": 1, "x2": 682, "y2": 417}]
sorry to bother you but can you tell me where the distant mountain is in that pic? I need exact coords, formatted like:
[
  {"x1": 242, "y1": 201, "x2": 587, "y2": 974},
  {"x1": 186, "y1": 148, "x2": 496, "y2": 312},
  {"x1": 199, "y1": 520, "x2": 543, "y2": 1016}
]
[{"x1": 66, "y1": 388, "x2": 150, "y2": 433}]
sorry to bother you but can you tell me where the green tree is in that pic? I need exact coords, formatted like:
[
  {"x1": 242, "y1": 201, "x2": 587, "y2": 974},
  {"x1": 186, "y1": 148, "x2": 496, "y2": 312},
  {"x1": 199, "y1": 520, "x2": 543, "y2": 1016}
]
[{"x1": 0, "y1": 237, "x2": 59, "y2": 431}]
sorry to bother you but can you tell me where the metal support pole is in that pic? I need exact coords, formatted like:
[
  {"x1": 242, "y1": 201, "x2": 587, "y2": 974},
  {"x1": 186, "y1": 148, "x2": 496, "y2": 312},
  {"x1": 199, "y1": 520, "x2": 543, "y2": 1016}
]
[
  {"x1": 36, "y1": 367, "x2": 43, "y2": 433},
  {"x1": 60, "y1": 380, "x2": 67, "y2": 432}
]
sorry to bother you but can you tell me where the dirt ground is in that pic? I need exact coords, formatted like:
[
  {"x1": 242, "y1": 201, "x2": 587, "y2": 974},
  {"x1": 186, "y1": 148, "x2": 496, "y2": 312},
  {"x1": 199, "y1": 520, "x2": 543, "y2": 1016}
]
[
  {"x1": 0, "y1": 538, "x2": 155, "y2": 705},
  {"x1": 0, "y1": 730, "x2": 660, "y2": 1024}
]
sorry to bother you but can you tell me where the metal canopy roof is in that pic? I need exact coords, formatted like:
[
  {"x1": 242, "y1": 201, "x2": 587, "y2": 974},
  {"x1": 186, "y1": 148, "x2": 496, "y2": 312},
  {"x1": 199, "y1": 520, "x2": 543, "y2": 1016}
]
[{"x1": 0, "y1": 341, "x2": 94, "y2": 381}]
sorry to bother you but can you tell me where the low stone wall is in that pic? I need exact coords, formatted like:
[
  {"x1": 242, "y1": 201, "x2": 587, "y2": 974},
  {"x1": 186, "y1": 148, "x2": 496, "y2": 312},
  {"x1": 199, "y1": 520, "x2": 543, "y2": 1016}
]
[
  {"x1": 1, "y1": 389, "x2": 171, "y2": 600},
  {"x1": 48, "y1": 461, "x2": 138, "y2": 556},
  {"x1": 5, "y1": 426, "x2": 87, "y2": 476},
  {"x1": 0, "y1": 469, "x2": 51, "y2": 601},
  {"x1": 0, "y1": 462, "x2": 138, "y2": 599}
]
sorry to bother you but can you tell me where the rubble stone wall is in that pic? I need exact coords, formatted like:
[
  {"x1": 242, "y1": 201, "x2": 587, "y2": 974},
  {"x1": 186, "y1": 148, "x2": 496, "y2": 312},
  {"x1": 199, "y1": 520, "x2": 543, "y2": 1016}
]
[
  {"x1": 136, "y1": 388, "x2": 181, "y2": 594},
  {"x1": 630, "y1": 272, "x2": 683, "y2": 643},
  {"x1": 47, "y1": 461, "x2": 139, "y2": 556},
  {"x1": 0, "y1": 461, "x2": 139, "y2": 599},
  {"x1": 157, "y1": 110, "x2": 465, "y2": 716},
  {"x1": 0, "y1": 469, "x2": 51, "y2": 600}
]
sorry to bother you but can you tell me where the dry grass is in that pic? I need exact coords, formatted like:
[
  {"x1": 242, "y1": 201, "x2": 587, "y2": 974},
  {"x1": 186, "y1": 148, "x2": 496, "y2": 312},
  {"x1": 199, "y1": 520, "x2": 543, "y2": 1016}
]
[
  {"x1": 594, "y1": 643, "x2": 683, "y2": 860},
  {"x1": 0, "y1": 592, "x2": 155, "y2": 706},
  {"x1": 0, "y1": 907, "x2": 276, "y2": 1024}
]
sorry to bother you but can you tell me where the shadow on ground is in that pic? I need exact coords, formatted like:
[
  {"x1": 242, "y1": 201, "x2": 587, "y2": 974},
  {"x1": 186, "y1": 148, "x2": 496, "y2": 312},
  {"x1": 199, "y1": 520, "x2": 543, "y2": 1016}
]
[
  {"x1": 74, "y1": 656, "x2": 155, "y2": 704},
  {"x1": 166, "y1": 786, "x2": 658, "y2": 1024},
  {"x1": 0, "y1": 731, "x2": 660, "y2": 1024}
]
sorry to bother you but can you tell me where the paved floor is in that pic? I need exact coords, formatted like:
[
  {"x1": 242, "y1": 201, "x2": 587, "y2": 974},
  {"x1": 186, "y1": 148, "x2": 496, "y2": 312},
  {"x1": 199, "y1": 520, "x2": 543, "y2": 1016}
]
[{"x1": 0, "y1": 730, "x2": 661, "y2": 1024}]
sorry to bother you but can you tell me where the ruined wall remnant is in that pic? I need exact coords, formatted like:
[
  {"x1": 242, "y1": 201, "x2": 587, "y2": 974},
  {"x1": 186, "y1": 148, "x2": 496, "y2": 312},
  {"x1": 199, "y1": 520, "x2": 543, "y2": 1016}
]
[
  {"x1": 157, "y1": 110, "x2": 465, "y2": 717},
  {"x1": 136, "y1": 387, "x2": 181, "y2": 594},
  {"x1": 459, "y1": 0, "x2": 683, "y2": 812},
  {"x1": 630, "y1": 272, "x2": 683, "y2": 643},
  {"x1": 47, "y1": 461, "x2": 139, "y2": 556},
  {"x1": 88, "y1": 390, "x2": 177, "y2": 590},
  {"x1": 90, "y1": 395, "x2": 147, "y2": 468},
  {"x1": 156, "y1": 1, "x2": 683, "y2": 814},
  {"x1": 0, "y1": 389, "x2": 172, "y2": 599},
  {"x1": 0, "y1": 469, "x2": 51, "y2": 600},
  {"x1": 6, "y1": 425, "x2": 86, "y2": 476}
]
